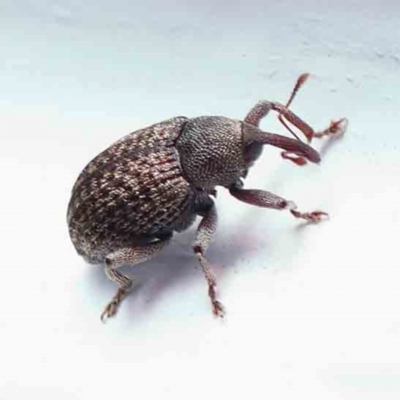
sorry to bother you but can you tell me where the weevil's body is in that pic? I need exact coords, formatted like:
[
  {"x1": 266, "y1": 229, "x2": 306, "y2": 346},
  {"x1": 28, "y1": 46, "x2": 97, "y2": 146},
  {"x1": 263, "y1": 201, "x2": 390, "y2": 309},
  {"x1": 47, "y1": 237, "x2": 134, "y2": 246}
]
[
  {"x1": 68, "y1": 116, "x2": 250, "y2": 263},
  {"x1": 67, "y1": 74, "x2": 347, "y2": 321},
  {"x1": 68, "y1": 117, "x2": 192, "y2": 263}
]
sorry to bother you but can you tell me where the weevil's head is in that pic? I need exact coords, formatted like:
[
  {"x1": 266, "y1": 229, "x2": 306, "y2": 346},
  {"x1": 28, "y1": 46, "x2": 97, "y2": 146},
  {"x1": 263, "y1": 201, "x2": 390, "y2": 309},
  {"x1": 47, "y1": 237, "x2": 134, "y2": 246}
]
[
  {"x1": 175, "y1": 116, "x2": 263, "y2": 190},
  {"x1": 176, "y1": 116, "x2": 320, "y2": 191}
]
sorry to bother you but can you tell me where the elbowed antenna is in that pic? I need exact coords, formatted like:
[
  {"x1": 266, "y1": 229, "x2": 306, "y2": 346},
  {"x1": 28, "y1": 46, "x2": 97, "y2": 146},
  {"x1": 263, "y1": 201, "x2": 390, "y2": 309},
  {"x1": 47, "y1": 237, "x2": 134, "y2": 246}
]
[
  {"x1": 277, "y1": 73, "x2": 312, "y2": 143},
  {"x1": 243, "y1": 123, "x2": 321, "y2": 164}
]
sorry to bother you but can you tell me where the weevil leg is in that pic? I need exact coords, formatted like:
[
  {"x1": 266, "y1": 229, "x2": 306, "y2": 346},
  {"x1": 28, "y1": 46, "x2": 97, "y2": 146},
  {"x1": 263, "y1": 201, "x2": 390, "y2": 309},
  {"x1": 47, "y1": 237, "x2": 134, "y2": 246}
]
[
  {"x1": 229, "y1": 184, "x2": 328, "y2": 223},
  {"x1": 102, "y1": 266, "x2": 133, "y2": 322},
  {"x1": 281, "y1": 118, "x2": 348, "y2": 166},
  {"x1": 245, "y1": 74, "x2": 313, "y2": 141},
  {"x1": 245, "y1": 73, "x2": 348, "y2": 146},
  {"x1": 193, "y1": 203, "x2": 225, "y2": 318},
  {"x1": 279, "y1": 118, "x2": 348, "y2": 165},
  {"x1": 245, "y1": 100, "x2": 347, "y2": 166},
  {"x1": 314, "y1": 118, "x2": 348, "y2": 139},
  {"x1": 101, "y1": 237, "x2": 171, "y2": 322}
]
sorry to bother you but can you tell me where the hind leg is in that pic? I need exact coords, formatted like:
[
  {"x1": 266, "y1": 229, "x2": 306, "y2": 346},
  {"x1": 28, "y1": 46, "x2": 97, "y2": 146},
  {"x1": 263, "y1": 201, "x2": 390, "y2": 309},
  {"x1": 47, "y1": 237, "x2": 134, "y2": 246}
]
[{"x1": 101, "y1": 237, "x2": 172, "y2": 322}]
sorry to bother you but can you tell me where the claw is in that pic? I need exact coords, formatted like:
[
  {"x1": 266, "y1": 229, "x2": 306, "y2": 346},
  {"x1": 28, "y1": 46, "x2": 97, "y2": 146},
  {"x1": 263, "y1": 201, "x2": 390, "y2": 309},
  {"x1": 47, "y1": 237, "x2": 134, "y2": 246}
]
[
  {"x1": 212, "y1": 300, "x2": 225, "y2": 318},
  {"x1": 281, "y1": 151, "x2": 307, "y2": 166},
  {"x1": 100, "y1": 302, "x2": 118, "y2": 322},
  {"x1": 329, "y1": 118, "x2": 348, "y2": 135},
  {"x1": 290, "y1": 209, "x2": 329, "y2": 223},
  {"x1": 315, "y1": 118, "x2": 348, "y2": 139}
]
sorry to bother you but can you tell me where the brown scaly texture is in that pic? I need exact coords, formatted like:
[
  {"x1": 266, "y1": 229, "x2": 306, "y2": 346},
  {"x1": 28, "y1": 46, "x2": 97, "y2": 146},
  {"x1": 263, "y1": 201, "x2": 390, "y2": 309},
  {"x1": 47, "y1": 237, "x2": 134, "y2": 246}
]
[
  {"x1": 66, "y1": 73, "x2": 347, "y2": 321},
  {"x1": 67, "y1": 117, "x2": 197, "y2": 263},
  {"x1": 176, "y1": 116, "x2": 247, "y2": 189}
]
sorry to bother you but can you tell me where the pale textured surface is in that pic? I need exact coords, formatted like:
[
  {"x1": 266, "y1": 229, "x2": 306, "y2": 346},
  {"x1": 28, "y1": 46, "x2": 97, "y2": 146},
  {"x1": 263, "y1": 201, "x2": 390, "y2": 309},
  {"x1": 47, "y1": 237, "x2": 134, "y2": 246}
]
[{"x1": 1, "y1": 1, "x2": 400, "y2": 399}]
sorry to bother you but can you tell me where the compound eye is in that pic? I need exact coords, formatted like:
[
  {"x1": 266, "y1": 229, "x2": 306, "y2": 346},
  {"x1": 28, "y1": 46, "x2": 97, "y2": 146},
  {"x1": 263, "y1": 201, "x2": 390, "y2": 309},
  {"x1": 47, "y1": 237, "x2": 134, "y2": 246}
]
[{"x1": 244, "y1": 141, "x2": 263, "y2": 165}]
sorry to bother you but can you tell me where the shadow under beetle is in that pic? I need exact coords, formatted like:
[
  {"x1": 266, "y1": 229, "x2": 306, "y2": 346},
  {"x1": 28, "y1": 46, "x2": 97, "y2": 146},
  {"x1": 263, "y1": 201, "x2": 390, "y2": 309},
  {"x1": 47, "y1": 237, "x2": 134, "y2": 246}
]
[{"x1": 67, "y1": 73, "x2": 348, "y2": 321}]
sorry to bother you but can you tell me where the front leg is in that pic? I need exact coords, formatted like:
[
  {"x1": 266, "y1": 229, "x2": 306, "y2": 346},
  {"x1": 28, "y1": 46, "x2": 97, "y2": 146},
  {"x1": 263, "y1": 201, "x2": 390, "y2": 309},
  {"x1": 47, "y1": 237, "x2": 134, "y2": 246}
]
[
  {"x1": 229, "y1": 184, "x2": 328, "y2": 223},
  {"x1": 245, "y1": 100, "x2": 314, "y2": 142},
  {"x1": 193, "y1": 203, "x2": 225, "y2": 318},
  {"x1": 245, "y1": 73, "x2": 348, "y2": 166}
]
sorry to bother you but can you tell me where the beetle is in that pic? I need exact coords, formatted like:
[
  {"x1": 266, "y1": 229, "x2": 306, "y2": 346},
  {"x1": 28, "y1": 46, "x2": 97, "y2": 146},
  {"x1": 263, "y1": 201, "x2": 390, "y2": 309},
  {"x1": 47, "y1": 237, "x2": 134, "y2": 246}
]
[{"x1": 67, "y1": 73, "x2": 347, "y2": 321}]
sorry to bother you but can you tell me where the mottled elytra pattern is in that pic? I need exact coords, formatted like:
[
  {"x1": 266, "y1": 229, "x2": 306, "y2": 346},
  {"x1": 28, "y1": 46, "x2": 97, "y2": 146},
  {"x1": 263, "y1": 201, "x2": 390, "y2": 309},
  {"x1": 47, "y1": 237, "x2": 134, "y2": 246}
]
[
  {"x1": 68, "y1": 117, "x2": 194, "y2": 263},
  {"x1": 67, "y1": 74, "x2": 347, "y2": 321}
]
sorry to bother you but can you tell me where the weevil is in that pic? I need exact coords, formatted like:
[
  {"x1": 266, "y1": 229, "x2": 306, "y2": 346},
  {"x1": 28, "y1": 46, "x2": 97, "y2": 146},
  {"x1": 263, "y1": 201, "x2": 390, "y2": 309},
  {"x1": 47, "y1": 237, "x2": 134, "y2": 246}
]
[{"x1": 67, "y1": 73, "x2": 347, "y2": 321}]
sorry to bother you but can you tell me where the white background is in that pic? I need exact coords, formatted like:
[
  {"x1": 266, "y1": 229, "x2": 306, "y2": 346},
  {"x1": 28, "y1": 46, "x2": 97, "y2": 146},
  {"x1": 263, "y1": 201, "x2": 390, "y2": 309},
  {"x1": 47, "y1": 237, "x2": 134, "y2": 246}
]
[{"x1": 1, "y1": 1, "x2": 400, "y2": 399}]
